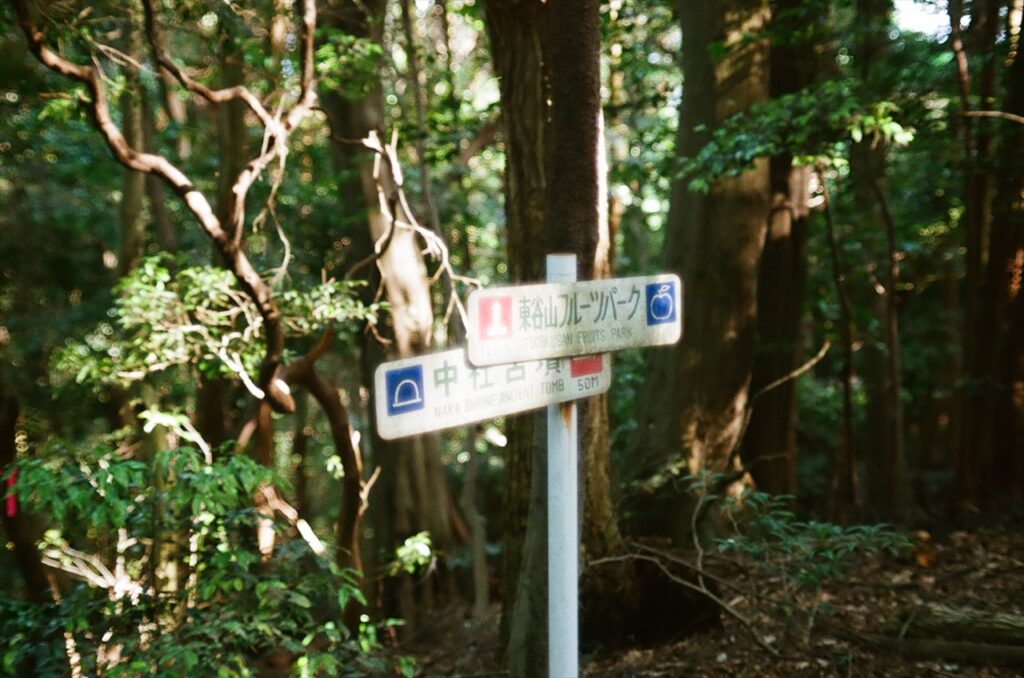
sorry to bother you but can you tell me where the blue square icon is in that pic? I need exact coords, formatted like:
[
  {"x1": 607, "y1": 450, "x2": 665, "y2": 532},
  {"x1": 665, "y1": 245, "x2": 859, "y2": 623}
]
[
  {"x1": 645, "y1": 282, "x2": 677, "y2": 326},
  {"x1": 385, "y1": 365, "x2": 425, "y2": 416}
]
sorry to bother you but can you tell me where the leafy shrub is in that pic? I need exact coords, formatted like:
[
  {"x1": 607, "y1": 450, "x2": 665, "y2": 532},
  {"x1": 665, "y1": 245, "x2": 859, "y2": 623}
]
[
  {"x1": 1, "y1": 443, "x2": 392, "y2": 676},
  {"x1": 717, "y1": 490, "x2": 912, "y2": 594},
  {"x1": 51, "y1": 255, "x2": 378, "y2": 392}
]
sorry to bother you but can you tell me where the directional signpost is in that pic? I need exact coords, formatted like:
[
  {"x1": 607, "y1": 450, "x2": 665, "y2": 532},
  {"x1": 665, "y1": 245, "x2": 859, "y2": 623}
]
[{"x1": 373, "y1": 255, "x2": 682, "y2": 678}]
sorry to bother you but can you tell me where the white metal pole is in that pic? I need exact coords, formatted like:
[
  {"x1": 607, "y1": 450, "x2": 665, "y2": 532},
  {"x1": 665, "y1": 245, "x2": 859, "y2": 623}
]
[{"x1": 546, "y1": 253, "x2": 578, "y2": 678}]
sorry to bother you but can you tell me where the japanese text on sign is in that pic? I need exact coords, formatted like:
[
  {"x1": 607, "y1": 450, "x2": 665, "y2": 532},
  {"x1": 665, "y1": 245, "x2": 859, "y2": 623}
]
[
  {"x1": 374, "y1": 348, "x2": 611, "y2": 440},
  {"x1": 466, "y1": 274, "x2": 682, "y2": 366}
]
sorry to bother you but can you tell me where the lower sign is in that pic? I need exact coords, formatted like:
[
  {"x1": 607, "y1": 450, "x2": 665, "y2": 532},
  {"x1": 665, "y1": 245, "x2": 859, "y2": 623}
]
[{"x1": 374, "y1": 348, "x2": 611, "y2": 440}]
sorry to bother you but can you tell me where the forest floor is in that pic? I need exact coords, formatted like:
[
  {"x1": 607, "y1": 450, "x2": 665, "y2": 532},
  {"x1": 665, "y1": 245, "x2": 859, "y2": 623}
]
[{"x1": 397, "y1": 526, "x2": 1024, "y2": 677}]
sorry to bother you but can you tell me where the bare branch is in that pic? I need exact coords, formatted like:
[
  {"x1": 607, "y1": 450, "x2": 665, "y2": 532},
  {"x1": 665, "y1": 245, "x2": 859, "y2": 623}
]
[
  {"x1": 259, "y1": 485, "x2": 327, "y2": 556},
  {"x1": 588, "y1": 551, "x2": 779, "y2": 657},
  {"x1": 361, "y1": 130, "x2": 482, "y2": 330},
  {"x1": 456, "y1": 120, "x2": 499, "y2": 167},
  {"x1": 724, "y1": 340, "x2": 831, "y2": 471},
  {"x1": 140, "y1": 0, "x2": 275, "y2": 128},
  {"x1": 10, "y1": 0, "x2": 311, "y2": 414},
  {"x1": 962, "y1": 110, "x2": 1024, "y2": 126},
  {"x1": 749, "y1": 340, "x2": 831, "y2": 408}
]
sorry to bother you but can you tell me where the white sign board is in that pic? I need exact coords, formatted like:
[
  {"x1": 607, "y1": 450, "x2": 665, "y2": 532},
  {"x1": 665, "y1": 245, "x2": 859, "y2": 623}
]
[
  {"x1": 466, "y1": 274, "x2": 682, "y2": 366},
  {"x1": 374, "y1": 348, "x2": 611, "y2": 440}
]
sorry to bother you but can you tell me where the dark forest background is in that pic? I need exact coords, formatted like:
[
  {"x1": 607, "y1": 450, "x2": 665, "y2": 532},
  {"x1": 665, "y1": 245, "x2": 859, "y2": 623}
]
[{"x1": 1, "y1": 0, "x2": 1022, "y2": 674}]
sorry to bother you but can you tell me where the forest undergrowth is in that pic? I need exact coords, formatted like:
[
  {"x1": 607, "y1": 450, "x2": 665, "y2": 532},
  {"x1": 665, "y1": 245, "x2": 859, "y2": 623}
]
[{"x1": 399, "y1": 525, "x2": 1024, "y2": 677}]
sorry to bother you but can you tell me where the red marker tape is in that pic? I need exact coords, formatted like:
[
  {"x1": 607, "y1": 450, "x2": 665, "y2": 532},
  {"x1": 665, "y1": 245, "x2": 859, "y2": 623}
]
[
  {"x1": 5, "y1": 469, "x2": 16, "y2": 518},
  {"x1": 570, "y1": 355, "x2": 604, "y2": 378}
]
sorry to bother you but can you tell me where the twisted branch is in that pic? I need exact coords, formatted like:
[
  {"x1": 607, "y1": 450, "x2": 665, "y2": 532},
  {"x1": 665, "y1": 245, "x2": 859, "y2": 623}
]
[{"x1": 11, "y1": 0, "x2": 321, "y2": 414}]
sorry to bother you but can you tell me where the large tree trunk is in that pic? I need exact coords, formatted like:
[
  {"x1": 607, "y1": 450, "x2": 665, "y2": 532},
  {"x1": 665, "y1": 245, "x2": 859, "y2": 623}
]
[
  {"x1": 537, "y1": 0, "x2": 618, "y2": 564},
  {"x1": 629, "y1": 0, "x2": 770, "y2": 543},
  {"x1": 987, "y1": 34, "x2": 1024, "y2": 507},
  {"x1": 743, "y1": 156, "x2": 807, "y2": 496},
  {"x1": 741, "y1": 0, "x2": 817, "y2": 495},
  {"x1": 953, "y1": 0, "x2": 1002, "y2": 509},
  {"x1": 502, "y1": 0, "x2": 612, "y2": 672},
  {"x1": 483, "y1": 0, "x2": 548, "y2": 651}
]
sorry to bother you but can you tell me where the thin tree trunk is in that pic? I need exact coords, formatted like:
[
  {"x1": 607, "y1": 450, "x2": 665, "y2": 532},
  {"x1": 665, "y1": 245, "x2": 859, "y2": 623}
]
[
  {"x1": 142, "y1": 95, "x2": 177, "y2": 253},
  {"x1": 321, "y1": 0, "x2": 393, "y2": 619},
  {"x1": 118, "y1": 18, "x2": 146, "y2": 278},
  {"x1": 874, "y1": 179, "x2": 908, "y2": 516},
  {"x1": 149, "y1": 14, "x2": 190, "y2": 161},
  {"x1": 289, "y1": 365, "x2": 366, "y2": 572},
  {"x1": 987, "y1": 34, "x2": 1024, "y2": 506},
  {"x1": 1010, "y1": 292, "x2": 1024, "y2": 496},
  {"x1": 292, "y1": 391, "x2": 311, "y2": 520},
  {"x1": 196, "y1": 40, "x2": 248, "y2": 449},
  {"x1": 849, "y1": 0, "x2": 906, "y2": 520},
  {"x1": 460, "y1": 428, "x2": 489, "y2": 622},
  {"x1": 400, "y1": 0, "x2": 442, "y2": 233},
  {"x1": 822, "y1": 174, "x2": 860, "y2": 523},
  {"x1": 117, "y1": 13, "x2": 181, "y2": 594}
]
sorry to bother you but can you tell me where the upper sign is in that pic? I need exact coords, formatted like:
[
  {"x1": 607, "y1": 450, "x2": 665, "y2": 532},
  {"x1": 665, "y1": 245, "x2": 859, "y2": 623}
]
[
  {"x1": 374, "y1": 348, "x2": 611, "y2": 440},
  {"x1": 466, "y1": 274, "x2": 682, "y2": 366}
]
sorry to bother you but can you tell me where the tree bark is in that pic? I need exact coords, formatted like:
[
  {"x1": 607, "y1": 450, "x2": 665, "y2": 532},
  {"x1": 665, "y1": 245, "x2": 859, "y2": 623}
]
[
  {"x1": 629, "y1": 0, "x2": 770, "y2": 543},
  {"x1": 196, "y1": 38, "x2": 249, "y2": 449},
  {"x1": 821, "y1": 175, "x2": 860, "y2": 523},
  {"x1": 849, "y1": 0, "x2": 907, "y2": 520},
  {"x1": 118, "y1": 17, "x2": 146, "y2": 278},
  {"x1": 987, "y1": 34, "x2": 1024, "y2": 507},
  {"x1": 952, "y1": 0, "x2": 1002, "y2": 509},
  {"x1": 141, "y1": 95, "x2": 177, "y2": 253},
  {"x1": 504, "y1": 0, "x2": 618, "y2": 672},
  {"x1": 742, "y1": 0, "x2": 817, "y2": 495},
  {"x1": 399, "y1": 0, "x2": 442, "y2": 233},
  {"x1": 322, "y1": 0, "x2": 453, "y2": 632},
  {"x1": 483, "y1": 0, "x2": 549, "y2": 651},
  {"x1": 580, "y1": 116, "x2": 619, "y2": 563}
]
